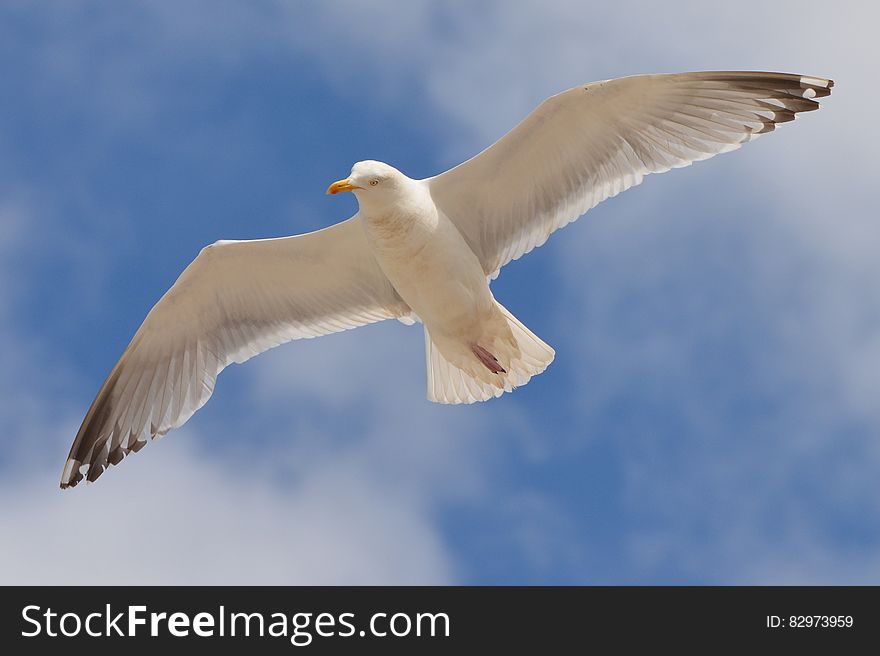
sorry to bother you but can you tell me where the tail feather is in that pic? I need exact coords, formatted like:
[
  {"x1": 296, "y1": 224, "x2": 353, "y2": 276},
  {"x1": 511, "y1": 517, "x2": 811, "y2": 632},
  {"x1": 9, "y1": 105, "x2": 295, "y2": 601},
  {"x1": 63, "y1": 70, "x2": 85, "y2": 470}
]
[
  {"x1": 425, "y1": 301, "x2": 555, "y2": 404},
  {"x1": 426, "y1": 332, "x2": 502, "y2": 404}
]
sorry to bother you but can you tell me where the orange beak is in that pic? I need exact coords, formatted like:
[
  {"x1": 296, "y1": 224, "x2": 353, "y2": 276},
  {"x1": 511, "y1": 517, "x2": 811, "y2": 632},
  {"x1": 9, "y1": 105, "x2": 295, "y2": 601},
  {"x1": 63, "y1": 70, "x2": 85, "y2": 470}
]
[{"x1": 326, "y1": 178, "x2": 359, "y2": 195}]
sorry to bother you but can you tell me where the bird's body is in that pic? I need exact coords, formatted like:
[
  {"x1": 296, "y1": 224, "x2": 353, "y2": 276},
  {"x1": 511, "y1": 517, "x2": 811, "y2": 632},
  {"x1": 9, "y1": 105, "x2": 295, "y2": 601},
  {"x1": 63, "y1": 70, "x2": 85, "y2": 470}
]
[
  {"x1": 61, "y1": 71, "x2": 833, "y2": 488},
  {"x1": 368, "y1": 194, "x2": 491, "y2": 342},
  {"x1": 357, "y1": 173, "x2": 541, "y2": 388},
  {"x1": 341, "y1": 162, "x2": 556, "y2": 402},
  {"x1": 359, "y1": 175, "x2": 472, "y2": 329}
]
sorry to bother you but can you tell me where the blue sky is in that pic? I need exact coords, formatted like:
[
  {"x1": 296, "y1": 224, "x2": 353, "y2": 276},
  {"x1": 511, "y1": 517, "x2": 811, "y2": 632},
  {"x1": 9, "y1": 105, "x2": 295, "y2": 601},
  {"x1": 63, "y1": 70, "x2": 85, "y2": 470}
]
[{"x1": 1, "y1": 1, "x2": 878, "y2": 584}]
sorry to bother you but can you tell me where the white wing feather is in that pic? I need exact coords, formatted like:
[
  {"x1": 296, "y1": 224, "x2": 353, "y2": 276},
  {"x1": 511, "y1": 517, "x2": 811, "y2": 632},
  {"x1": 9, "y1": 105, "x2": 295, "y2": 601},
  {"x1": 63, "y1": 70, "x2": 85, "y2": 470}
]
[
  {"x1": 62, "y1": 215, "x2": 408, "y2": 487},
  {"x1": 428, "y1": 71, "x2": 833, "y2": 277}
]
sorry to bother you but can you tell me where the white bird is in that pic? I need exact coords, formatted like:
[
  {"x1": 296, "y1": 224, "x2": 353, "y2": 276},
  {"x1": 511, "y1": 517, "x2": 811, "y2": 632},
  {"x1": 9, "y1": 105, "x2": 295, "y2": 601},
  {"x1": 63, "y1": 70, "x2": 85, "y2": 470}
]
[{"x1": 61, "y1": 71, "x2": 833, "y2": 488}]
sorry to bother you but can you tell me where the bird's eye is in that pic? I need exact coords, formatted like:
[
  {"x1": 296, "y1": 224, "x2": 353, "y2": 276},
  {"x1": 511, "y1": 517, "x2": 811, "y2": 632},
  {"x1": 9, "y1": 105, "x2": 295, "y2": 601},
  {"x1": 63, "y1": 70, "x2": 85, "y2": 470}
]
[{"x1": 369, "y1": 179, "x2": 379, "y2": 186}]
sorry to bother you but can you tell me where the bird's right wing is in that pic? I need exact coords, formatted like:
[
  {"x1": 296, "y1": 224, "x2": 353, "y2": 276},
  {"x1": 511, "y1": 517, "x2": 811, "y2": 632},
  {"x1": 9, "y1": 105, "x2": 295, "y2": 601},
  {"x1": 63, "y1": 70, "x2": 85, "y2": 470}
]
[
  {"x1": 62, "y1": 215, "x2": 409, "y2": 488},
  {"x1": 429, "y1": 71, "x2": 833, "y2": 278}
]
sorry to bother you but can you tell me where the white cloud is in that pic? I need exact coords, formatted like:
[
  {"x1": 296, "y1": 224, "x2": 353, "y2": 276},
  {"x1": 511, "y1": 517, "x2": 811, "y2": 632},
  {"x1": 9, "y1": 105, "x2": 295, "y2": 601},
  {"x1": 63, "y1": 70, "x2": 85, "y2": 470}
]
[{"x1": 0, "y1": 430, "x2": 455, "y2": 585}]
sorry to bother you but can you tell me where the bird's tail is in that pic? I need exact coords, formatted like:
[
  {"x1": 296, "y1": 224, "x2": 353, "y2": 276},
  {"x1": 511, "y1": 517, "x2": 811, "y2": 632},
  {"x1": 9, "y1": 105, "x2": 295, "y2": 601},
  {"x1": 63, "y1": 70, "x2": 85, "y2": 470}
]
[{"x1": 424, "y1": 301, "x2": 555, "y2": 404}]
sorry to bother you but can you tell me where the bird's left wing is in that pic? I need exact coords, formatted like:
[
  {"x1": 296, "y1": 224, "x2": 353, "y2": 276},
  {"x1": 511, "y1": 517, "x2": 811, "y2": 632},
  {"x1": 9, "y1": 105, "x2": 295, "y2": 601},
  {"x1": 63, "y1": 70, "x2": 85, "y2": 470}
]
[
  {"x1": 428, "y1": 71, "x2": 833, "y2": 278},
  {"x1": 62, "y1": 215, "x2": 408, "y2": 488}
]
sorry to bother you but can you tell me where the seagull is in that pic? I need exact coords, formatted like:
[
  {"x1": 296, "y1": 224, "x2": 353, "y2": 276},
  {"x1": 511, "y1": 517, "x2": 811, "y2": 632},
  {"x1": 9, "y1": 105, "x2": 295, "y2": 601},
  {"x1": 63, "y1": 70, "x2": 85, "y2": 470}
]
[{"x1": 61, "y1": 71, "x2": 833, "y2": 488}]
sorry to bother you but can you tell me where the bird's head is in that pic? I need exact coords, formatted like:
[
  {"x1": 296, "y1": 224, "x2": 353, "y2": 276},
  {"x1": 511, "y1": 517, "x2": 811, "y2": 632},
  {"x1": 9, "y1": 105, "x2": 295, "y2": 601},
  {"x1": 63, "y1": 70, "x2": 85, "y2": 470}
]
[{"x1": 326, "y1": 160, "x2": 410, "y2": 210}]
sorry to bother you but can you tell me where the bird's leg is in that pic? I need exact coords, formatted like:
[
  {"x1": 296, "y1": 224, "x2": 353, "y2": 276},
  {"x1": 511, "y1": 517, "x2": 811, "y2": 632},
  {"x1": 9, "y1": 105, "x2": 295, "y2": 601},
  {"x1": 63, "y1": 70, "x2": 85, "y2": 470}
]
[{"x1": 472, "y1": 344, "x2": 506, "y2": 374}]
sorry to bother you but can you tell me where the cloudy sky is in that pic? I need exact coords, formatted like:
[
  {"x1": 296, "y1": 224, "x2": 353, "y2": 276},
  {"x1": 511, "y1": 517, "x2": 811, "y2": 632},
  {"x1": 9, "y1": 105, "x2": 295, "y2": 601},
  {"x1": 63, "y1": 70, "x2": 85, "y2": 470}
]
[{"x1": 1, "y1": 1, "x2": 877, "y2": 584}]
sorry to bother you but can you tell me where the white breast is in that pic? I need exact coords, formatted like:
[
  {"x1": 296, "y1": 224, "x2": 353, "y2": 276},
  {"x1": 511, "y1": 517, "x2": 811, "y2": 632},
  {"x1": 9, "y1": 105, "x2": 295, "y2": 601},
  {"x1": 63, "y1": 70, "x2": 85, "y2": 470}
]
[{"x1": 360, "y1": 182, "x2": 493, "y2": 336}]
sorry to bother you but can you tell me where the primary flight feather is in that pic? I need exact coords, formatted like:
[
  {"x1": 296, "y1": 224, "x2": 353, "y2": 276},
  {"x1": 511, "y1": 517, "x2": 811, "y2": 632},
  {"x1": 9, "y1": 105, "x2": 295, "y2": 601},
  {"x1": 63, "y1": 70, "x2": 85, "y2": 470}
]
[{"x1": 61, "y1": 71, "x2": 833, "y2": 488}]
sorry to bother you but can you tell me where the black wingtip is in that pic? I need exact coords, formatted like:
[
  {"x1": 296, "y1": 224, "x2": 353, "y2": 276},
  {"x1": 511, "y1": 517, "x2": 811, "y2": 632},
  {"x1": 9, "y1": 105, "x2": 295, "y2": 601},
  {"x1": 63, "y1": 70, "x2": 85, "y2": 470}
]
[{"x1": 59, "y1": 459, "x2": 85, "y2": 489}]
